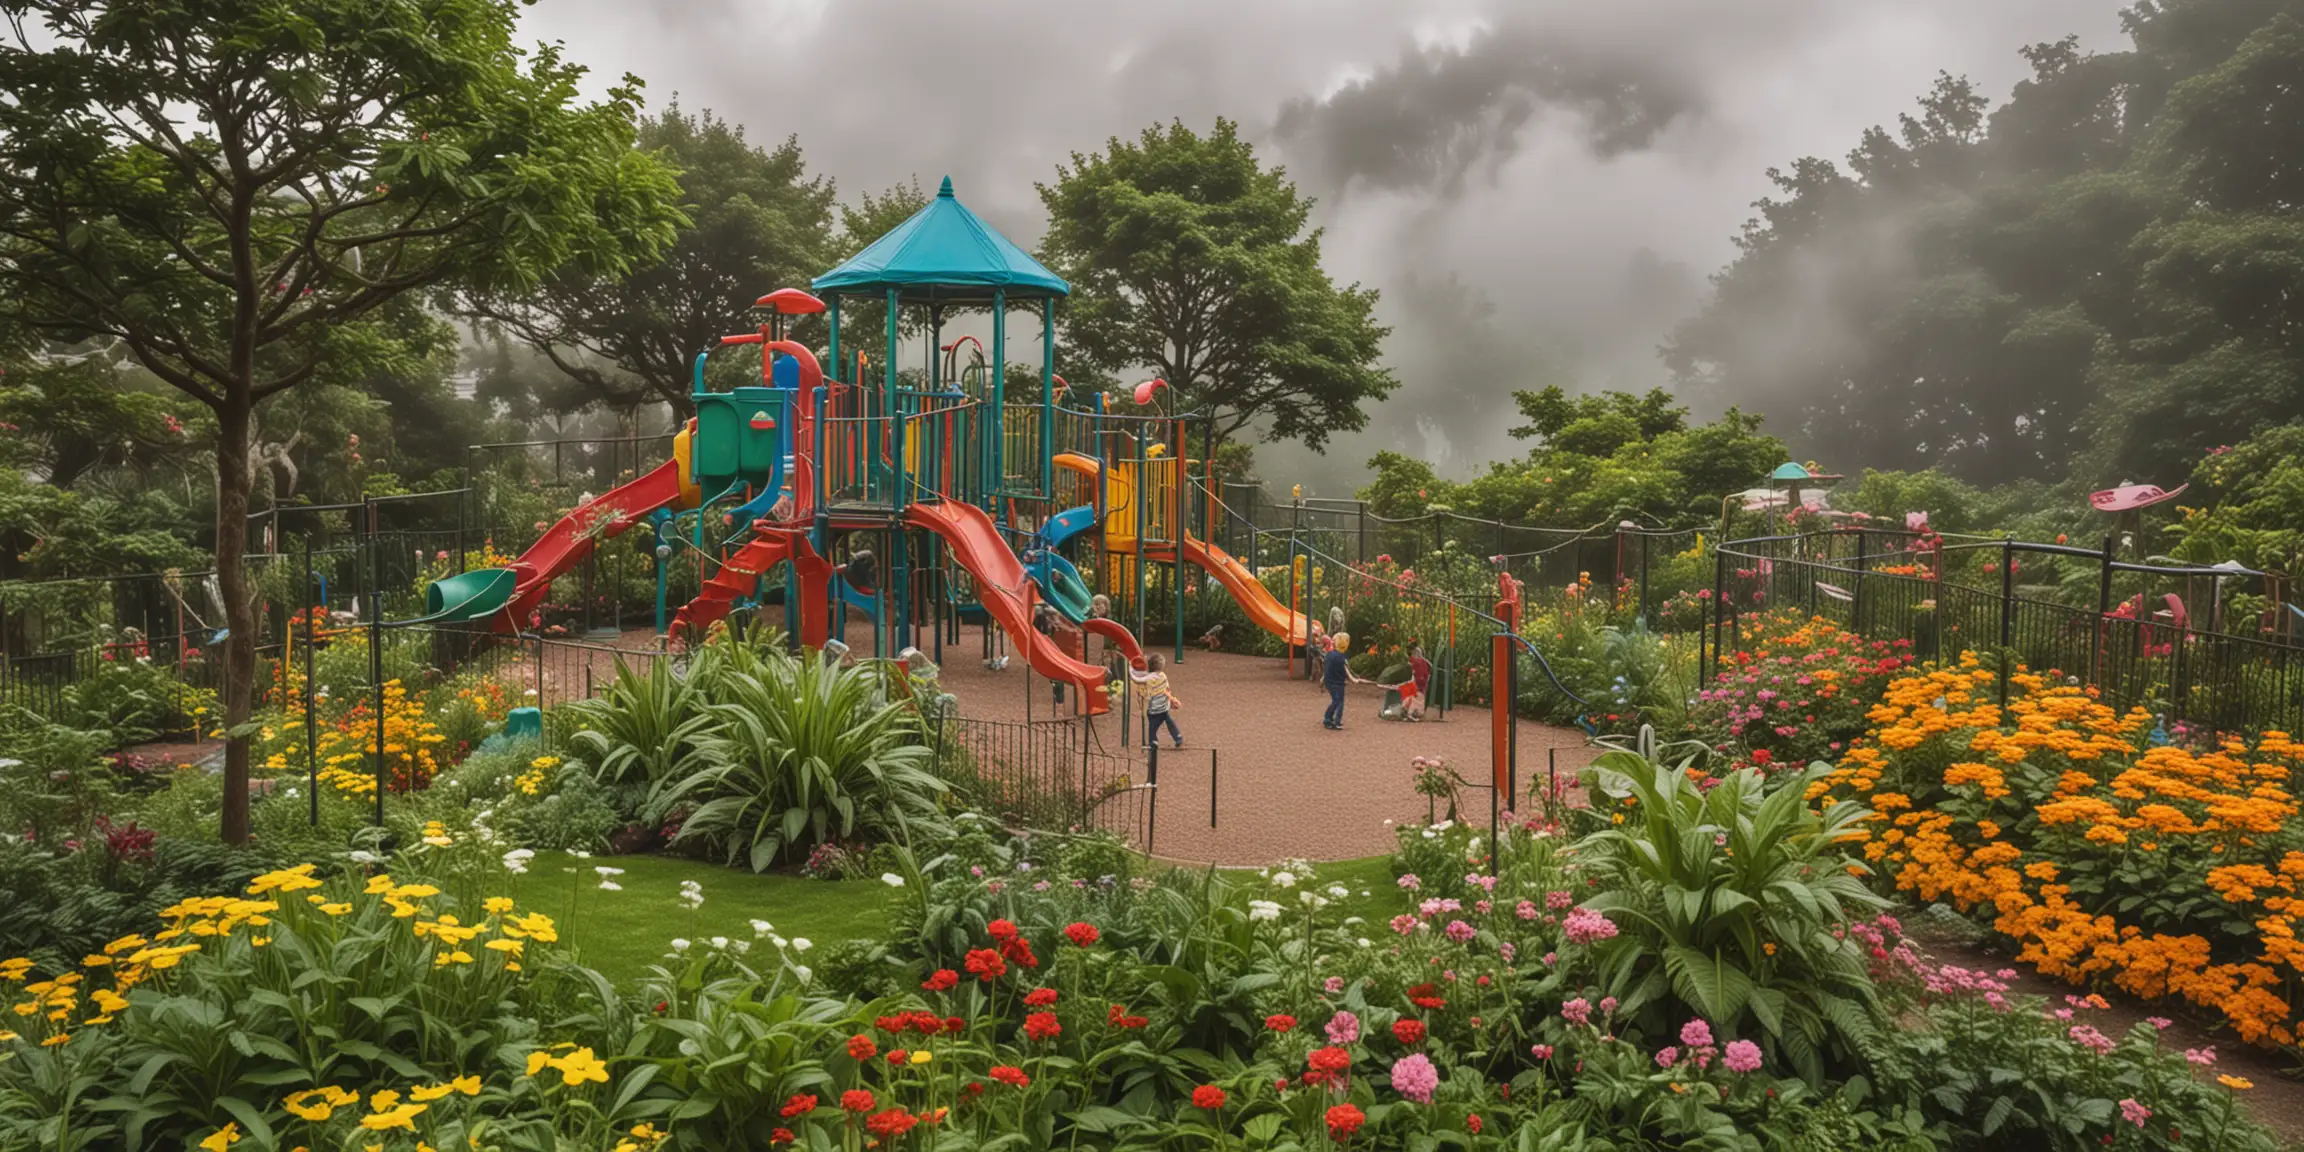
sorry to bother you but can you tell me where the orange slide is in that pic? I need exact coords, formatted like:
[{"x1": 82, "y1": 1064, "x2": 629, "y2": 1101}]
[
  {"x1": 670, "y1": 529, "x2": 832, "y2": 644},
  {"x1": 501, "y1": 455, "x2": 693, "y2": 631},
  {"x1": 1169, "y1": 535, "x2": 1309, "y2": 646},
  {"x1": 905, "y1": 500, "x2": 1121, "y2": 714},
  {"x1": 1050, "y1": 452, "x2": 1307, "y2": 647},
  {"x1": 1083, "y1": 617, "x2": 1147, "y2": 670}
]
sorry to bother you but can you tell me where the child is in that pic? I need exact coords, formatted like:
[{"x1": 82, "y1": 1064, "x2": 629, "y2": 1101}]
[
  {"x1": 1323, "y1": 632, "x2": 1366, "y2": 730},
  {"x1": 1402, "y1": 640, "x2": 1432, "y2": 722},
  {"x1": 1130, "y1": 653, "x2": 1183, "y2": 748},
  {"x1": 1304, "y1": 620, "x2": 1328, "y2": 683}
]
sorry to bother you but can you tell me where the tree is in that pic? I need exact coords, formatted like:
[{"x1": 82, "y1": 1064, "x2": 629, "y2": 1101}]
[
  {"x1": 829, "y1": 177, "x2": 929, "y2": 353},
  {"x1": 1037, "y1": 119, "x2": 1396, "y2": 451},
  {"x1": 460, "y1": 103, "x2": 836, "y2": 415},
  {"x1": 0, "y1": 0, "x2": 683, "y2": 845}
]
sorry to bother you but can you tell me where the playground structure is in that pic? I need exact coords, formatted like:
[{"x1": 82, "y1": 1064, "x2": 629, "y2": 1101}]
[{"x1": 424, "y1": 176, "x2": 1572, "y2": 764}]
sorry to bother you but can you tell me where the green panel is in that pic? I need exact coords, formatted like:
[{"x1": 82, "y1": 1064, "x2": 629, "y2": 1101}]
[
  {"x1": 694, "y1": 393, "x2": 743, "y2": 492},
  {"x1": 730, "y1": 386, "x2": 782, "y2": 479}
]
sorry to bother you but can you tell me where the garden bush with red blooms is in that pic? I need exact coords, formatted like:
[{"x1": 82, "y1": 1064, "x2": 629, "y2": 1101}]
[{"x1": 1690, "y1": 610, "x2": 1913, "y2": 765}]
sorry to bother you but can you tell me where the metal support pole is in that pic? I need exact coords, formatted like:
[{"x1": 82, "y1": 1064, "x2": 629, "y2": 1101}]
[
  {"x1": 1209, "y1": 747, "x2": 1218, "y2": 828},
  {"x1": 303, "y1": 535, "x2": 318, "y2": 827},
  {"x1": 2094, "y1": 535, "x2": 2116, "y2": 685},
  {"x1": 1998, "y1": 538, "x2": 2016, "y2": 707},
  {"x1": 1147, "y1": 740, "x2": 1160, "y2": 856},
  {"x1": 367, "y1": 501, "x2": 386, "y2": 828},
  {"x1": 1173, "y1": 424, "x2": 1185, "y2": 664}
]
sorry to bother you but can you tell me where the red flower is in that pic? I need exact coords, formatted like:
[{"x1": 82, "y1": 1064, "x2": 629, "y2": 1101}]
[
  {"x1": 1024, "y1": 1011, "x2": 1062, "y2": 1041},
  {"x1": 841, "y1": 1088, "x2": 876, "y2": 1113},
  {"x1": 1307, "y1": 1046, "x2": 1351, "y2": 1074},
  {"x1": 964, "y1": 948, "x2": 1007, "y2": 983},
  {"x1": 1327, "y1": 1103, "x2": 1366, "y2": 1138},
  {"x1": 921, "y1": 968, "x2": 958, "y2": 992},
  {"x1": 908, "y1": 1010, "x2": 945, "y2": 1034},
  {"x1": 780, "y1": 1093, "x2": 818, "y2": 1118},
  {"x1": 875, "y1": 1014, "x2": 909, "y2": 1033},
  {"x1": 1393, "y1": 1018, "x2": 1426, "y2": 1045},
  {"x1": 866, "y1": 1108, "x2": 919, "y2": 1138},
  {"x1": 1193, "y1": 1085, "x2": 1227, "y2": 1110},
  {"x1": 988, "y1": 918, "x2": 1019, "y2": 941},
  {"x1": 770, "y1": 1128, "x2": 795, "y2": 1145},
  {"x1": 1063, "y1": 921, "x2": 1101, "y2": 947},
  {"x1": 1407, "y1": 982, "x2": 1447, "y2": 1009},
  {"x1": 944, "y1": 1015, "x2": 966, "y2": 1034},
  {"x1": 1468, "y1": 1114, "x2": 1483, "y2": 1135},
  {"x1": 1024, "y1": 987, "x2": 1059, "y2": 1008},
  {"x1": 1108, "y1": 1004, "x2": 1148, "y2": 1028},
  {"x1": 1264, "y1": 1014, "x2": 1297, "y2": 1033},
  {"x1": 1274, "y1": 1077, "x2": 1290, "y2": 1093},
  {"x1": 989, "y1": 1065, "x2": 1030, "y2": 1088},
  {"x1": 847, "y1": 1035, "x2": 877, "y2": 1061},
  {"x1": 1000, "y1": 935, "x2": 1041, "y2": 969},
  {"x1": 886, "y1": 1049, "x2": 909, "y2": 1066}
]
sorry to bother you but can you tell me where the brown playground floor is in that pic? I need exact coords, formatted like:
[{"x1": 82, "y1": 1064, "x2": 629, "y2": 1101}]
[{"x1": 925, "y1": 623, "x2": 1598, "y2": 866}]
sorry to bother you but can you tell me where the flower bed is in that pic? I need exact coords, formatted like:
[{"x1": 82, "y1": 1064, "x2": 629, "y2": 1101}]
[
  {"x1": 1816, "y1": 656, "x2": 2304, "y2": 1047},
  {"x1": 1692, "y1": 611, "x2": 1913, "y2": 765}
]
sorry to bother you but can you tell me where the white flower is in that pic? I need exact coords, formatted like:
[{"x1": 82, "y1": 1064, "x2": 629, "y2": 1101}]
[
  {"x1": 1421, "y1": 829, "x2": 1436, "y2": 840},
  {"x1": 502, "y1": 848, "x2": 535, "y2": 874},
  {"x1": 709, "y1": 936, "x2": 729, "y2": 950},
  {"x1": 670, "y1": 938, "x2": 691, "y2": 953},
  {"x1": 794, "y1": 964, "x2": 812, "y2": 984},
  {"x1": 0, "y1": 759, "x2": 22, "y2": 770},
  {"x1": 679, "y1": 880, "x2": 704, "y2": 909},
  {"x1": 750, "y1": 919, "x2": 774, "y2": 936},
  {"x1": 1299, "y1": 891, "x2": 1328, "y2": 908},
  {"x1": 730, "y1": 939, "x2": 751, "y2": 954},
  {"x1": 598, "y1": 880, "x2": 623, "y2": 892},
  {"x1": 1327, "y1": 885, "x2": 1349, "y2": 899},
  {"x1": 346, "y1": 850, "x2": 384, "y2": 865},
  {"x1": 595, "y1": 865, "x2": 625, "y2": 878},
  {"x1": 1433, "y1": 820, "x2": 1455, "y2": 832},
  {"x1": 880, "y1": 873, "x2": 906, "y2": 888},
  {"x1": 1271, "y1": 871, "x2": 1297, "y2": 889},
  {"x1": 770, "y1": 935, "x2": 789, "y2": 949},
  {"x1": 1247, "y1": 900, "x2": 1282, "y2": 922},
  {"x1": 569, "y1": 849, "x2": 592, "y2": 859},
  {"x1": 1358, "y1": 937, "x2": 1372, "y2": 947},
  {"x1": 791, "y1": 937, "x2": 813, "y2": 952}
]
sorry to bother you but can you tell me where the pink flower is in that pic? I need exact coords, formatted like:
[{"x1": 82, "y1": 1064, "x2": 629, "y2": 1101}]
[
  {"x1": 1598, "y1": 997, "x2": 1618, "y2": 1015},
  {"x1": 2146, "y1": 1017, "x2": 2172, "y2": 1031},
  {"x1": 1326, "y1": 1011, "x2": 1360, "y2": 1045},
  {"x1": 1397, "y1": 874, "x2": 1421, "y2": 891},
  {"x1": 1390, "y1": 914, "x2": 1419, "y2": 936},
  {"x1": 1545, "y1": 890, "x2": 1573, "y2": 910},
  {"x1": 1389, "y1": 1053, "x2": 1439, "y2": 1104},
  {"x1": 1655, "y1": 1046, "x2": 1679, "y2": 1068},
  {"x1": 1325, "y1": 976, "x2": 1345, "y2": 994},
  {"x1": 2185, "y1": 1047, "x2": 2216, "y2": 1067},
  {"x1": 1561, "y1": 998, "x2": 1592, "y2": 1027},
  {"x1": 1515, "y1": 901, "x2": 1538, "y2": 920},
  {"x1": 1679, "y1": 1019, "x2": 1714, "y2": 1048},
  {"x1": 2119, "y1": 1099, "x2": 2150, "y2": 1128},
  {"x1": 1541, "y1": 952, "x2": 1557, "y2": 966},
  {"x1": 2067, "y1": 1025, "x2": 2114, "y2": 1055},
  {"x1": 1723, "y1": 1040, "x2": 1762, "y2": 1073},
  {"x1": 1530, "y1": 1044, "x2": 1554, "y2": 1060},
  {"x1": 1562, "y1": 907, "x2": 1618, "y2": 945},
  {"x1": 1444, "y1": 920, "x2": 1476, "y2": 943}
]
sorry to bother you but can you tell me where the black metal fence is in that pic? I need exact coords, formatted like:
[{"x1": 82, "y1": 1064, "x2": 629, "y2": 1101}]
[
  {"x1": 931, "y1": 715, "x2": 1168, "y2": 852},
  {"x1": 1711, "y1": 529, "x2": 2304, "y2": 736}
]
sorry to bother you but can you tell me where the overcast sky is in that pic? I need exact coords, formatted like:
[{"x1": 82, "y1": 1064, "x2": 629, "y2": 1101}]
[{"x1": 525, "y1": 0, "x2": 2130, "y2": 491}]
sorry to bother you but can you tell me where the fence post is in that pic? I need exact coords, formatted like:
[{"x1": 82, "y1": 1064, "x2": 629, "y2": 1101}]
[
  {"x1": 368, "y1": 500, "x2": 386, "y2": 828},
  {"x1": 1704, "y1": 548, "x2": 1727, "y2": 682},
  {"x1": 1638, "y1": 533, "x2": 1651, "y2": 624},
  {"x1": 1147, "y1": 741, "x2": 1160, "y2": 856},
  {"x1": 304, "y1": 534, "x2": 318, "y2": 828},
  {"x1": 1208, "y1": 747, "x2": 1218, "y2": 828},
  {"x1": 1998, "y1": 539, "x2": 2016, "y2": 707},
  {"x1": 1853, "y1": 529, "x2": 1868, "y2": 629},
  {"x1": 2093, "y1": 536, "x2": 2115, "y2": 686}
]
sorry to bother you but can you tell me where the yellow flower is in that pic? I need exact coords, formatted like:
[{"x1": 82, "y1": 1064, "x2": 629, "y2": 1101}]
[
  {"x1": 41, "y1": 1032, "x2": 69, "y2": 1047},
  {"x1": 450, "y1": 1074, "x2": 481, "y2": 1096},
  {"x1": 551, "y1": 1046, "x2": 610, "y2": 1087},
  {"x1": 410, "y1": 1082, "x2": 457, "y2": 1102},
  {"x1": 910, "y1": 1049, "x2": 934, "y2": 1065},
  {"x1": 2220, "y1": 1075, "x2": 2254, "y2": 1091},
  {"x1": 526, "y1": 1050, "x2": 553, "y2": 1077},
  {"x1": 483, "y1": 897, "x2": 515, "y2": 914},
  {"x1": 359, "y1": 1103, "x2": 427, "y2": 1131},
  {"x1": 200, "y1": 1122, "x2": 241, "y2": 1151},
  {"x1": 319, "y1": 903, "x2": 352, "y2": 916}
]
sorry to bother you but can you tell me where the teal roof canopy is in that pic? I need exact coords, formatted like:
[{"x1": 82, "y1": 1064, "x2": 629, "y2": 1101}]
[
  {"x1": 812, "y1": 177, "x2": 1070, "y2": 303},
  {"x1": 1769, "y1": 462, "x2": 1813, "y2": 482}
]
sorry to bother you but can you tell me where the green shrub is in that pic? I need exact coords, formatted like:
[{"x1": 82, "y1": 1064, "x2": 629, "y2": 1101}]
[{"x1": 1578, "y1": 734, "x2": 1885, "y2": 1082}]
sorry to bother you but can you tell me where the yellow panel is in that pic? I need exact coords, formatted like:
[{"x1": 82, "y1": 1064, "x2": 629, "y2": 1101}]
[{"x1": 671, "y1": 426, "x2": 703, "y2": 510}]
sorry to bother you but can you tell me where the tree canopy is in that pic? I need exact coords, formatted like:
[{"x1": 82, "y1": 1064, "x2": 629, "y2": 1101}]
[
  {"x1": 0, "y1": 0, "x2": 684, "y2": 843},
  {"x1": 460, "y1": 103, "x2": 838, "y2": 414},
  {"x1": 1666, "y1": 0, "x2": 2304, "y2": 489},
  {"x1": 1037, "y1": 119, "x2": 1395, "y2": 450}
]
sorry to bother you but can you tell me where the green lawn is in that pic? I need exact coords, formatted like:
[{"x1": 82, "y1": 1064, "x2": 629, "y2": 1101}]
[
  {"x1": 546, "y1": 851, "x2": 1405, "y2": 985},
  {"x1": 544, "y1": 852, "x2": 902, "y2": 984}
]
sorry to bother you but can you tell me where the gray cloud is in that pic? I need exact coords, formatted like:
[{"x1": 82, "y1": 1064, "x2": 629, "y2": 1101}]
[{"x1": 522, "y1": 0, "x2": 2130, "y2": 493}]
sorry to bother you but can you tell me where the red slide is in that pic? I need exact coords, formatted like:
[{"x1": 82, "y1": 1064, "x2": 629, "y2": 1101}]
[
  {"x1": 905, "y1": 501, "x2": 1120, "y2": 715},
  {"x1": 1172, "y1": 535, "x2": 1308, "y2": 646},
  {"x1": 501, "y1": 457, "x2": 688, "y2": 631},
  {"x1": 671, "y1": 529, "x2": 831, "y2": 645},
  {"x1": 1083, "y1": 617, "x2": 1146, "y2": 670}
]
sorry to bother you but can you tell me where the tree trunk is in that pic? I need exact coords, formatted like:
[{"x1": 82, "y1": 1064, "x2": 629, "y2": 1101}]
[{"x1": 215, "y1": 393, "x2": 257, "y2": 846}]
